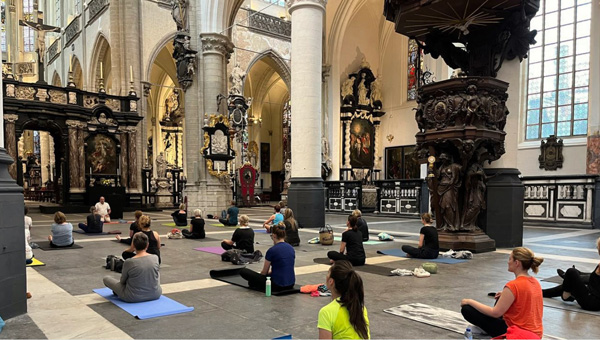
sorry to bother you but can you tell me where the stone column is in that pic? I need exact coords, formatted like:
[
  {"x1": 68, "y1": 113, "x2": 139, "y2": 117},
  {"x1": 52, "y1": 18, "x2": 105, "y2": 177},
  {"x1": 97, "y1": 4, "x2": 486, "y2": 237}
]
[
  {"x1": 287, "y1": 0, "x2": 327, "y2": 228},
  {"x1": 66, "y1": 120, "x2": 83, "y2": 192},
  {"x1": 587, "y1": 0, "x2": 600, "y2": 174},
  {"x1": 40, "y1": 132, "x2": 50, "y2": 184},
  {"x1": 3, "y1": 114, "x2": 19, "y2": 179},
  {"x1": 0, "y1": 57, "x2": 27, "y2": 320}
]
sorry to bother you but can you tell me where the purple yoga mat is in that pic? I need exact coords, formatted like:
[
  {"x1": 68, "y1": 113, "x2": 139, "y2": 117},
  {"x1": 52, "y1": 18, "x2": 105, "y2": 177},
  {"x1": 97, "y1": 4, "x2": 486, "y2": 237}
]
[{"x1": 193, "y1": 246, "x2": 225, "y2": 255}]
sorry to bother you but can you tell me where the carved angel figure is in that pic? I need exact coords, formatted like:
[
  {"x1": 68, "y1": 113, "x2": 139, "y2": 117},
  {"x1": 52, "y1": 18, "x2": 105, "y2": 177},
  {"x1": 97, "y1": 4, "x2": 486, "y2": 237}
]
[{"x1": 370, "y1": 77, "x2": 383, "y2": 106}]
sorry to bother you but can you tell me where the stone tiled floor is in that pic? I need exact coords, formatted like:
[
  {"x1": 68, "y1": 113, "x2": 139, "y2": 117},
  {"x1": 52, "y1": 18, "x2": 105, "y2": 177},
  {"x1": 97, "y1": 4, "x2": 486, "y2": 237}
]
[{"x1": 1, "y1": 206, "x2": 599, "y2": 339}]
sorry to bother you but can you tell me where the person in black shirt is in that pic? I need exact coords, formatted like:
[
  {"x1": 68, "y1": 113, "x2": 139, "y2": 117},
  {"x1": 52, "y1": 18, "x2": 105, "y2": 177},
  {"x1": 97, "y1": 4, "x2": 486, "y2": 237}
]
[
  {"x1": 353, "y1": 209, "x2": 369, "y2": 241},
  {"x1": 283, "y1": 208, "x2": 300, "y2": 246},
  {"x1": 542, "y1": 237, "x2": 600, "y2": 311},
  {"x1": 182, "y1": 209, "x2": 205, "y2": 239},
  {"x1": 401, "y1": 213, "x2": 439, "y2": 259},
  {"x1": 171, "y1": 204, "x2": 188, "y2": 226},
  {"x1": 327, "y1": 215, "x2": 366, "y2": 266},
  {"x1": 221, "y1": 215, "x2": 255, "y2": 253},
  {"x1": 78, "y1": 206, "x2": 103, "y2": 233},
  {"x1": 116, "y1": 210, "x2": 143, "y2": 244}
]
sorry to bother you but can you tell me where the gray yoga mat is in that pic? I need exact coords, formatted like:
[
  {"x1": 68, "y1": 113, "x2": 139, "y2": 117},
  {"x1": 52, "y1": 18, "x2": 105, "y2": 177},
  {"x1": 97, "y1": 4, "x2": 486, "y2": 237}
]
[
  {"x1": 37, "y1": 241, "x2": 83, "y2": 250},
  {"x1": 312, "y1": 258, "x2": 398, "y2": 276},
  {"x1": 542, "y1": 275, "x2": 564, "y2": 284},
  {"x1": 544, "y1": 297, "x2": 600, "y2": 316}
]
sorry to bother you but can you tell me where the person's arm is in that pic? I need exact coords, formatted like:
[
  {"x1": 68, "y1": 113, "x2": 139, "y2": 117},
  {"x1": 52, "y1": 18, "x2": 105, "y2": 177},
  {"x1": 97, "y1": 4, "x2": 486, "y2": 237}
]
[
  {"x1": 119, "y1": 261, "x2": 130, "y2": 285},
  {"x1": 260, "y1": 259, "x2": 272, "y2": 276},
  {"x1": 222, "y1": 239, "x2": 234, "y2": 245},
  {"x1": 154, "y1": 231, "x2": 161, "y2": 249},
  {"x1": 124, "y1": 243, "x2": 135, "y2": 253},
  {"x1": 461, "y1": 287, "x2": 515, "y2": 318},
  {"x1": 107, "y1": 204, "x2": 111, "y2": 214},
  {"x1": 189, "y1": 219, "x2": 194, "y2": 233},
  {"x1": 318, "y1": 329, "x2": 332, "y2": 340},
  {"x1": 263, "y1": 215, "x2": 275, "y2": 226},
  {"x1": 339, "y1": 241, "x2": 347, "y2": 254},
  {"x1": 418, "y1": 234, "x2": 425, "y2": 248},
  {"x1": 129, "y1": 229, "x2": 134, "y2": 238}
]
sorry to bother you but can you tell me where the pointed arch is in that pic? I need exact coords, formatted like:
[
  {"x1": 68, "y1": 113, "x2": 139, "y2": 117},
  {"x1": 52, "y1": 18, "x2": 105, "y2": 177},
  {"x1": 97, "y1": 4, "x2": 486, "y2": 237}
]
[
  {"x1": 244, "y1": 49, "x2": 291, "y2": 91},
  {"x1": 89, "y1": 33, "x2": 112, "y2": 92},
  {"x1": 51, "y1": 71, "x2": 62, "y2": 87},
  {"x1": 71, "y1": 56, "x2": 84, "y2": 90}
]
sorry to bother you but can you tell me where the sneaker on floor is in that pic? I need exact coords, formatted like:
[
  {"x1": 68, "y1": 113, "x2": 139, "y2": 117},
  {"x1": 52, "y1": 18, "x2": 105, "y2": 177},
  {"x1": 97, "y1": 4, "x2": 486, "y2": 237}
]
[
  {"x1": 391, "y1": 268, "x2": 413, "y2": 276},
  {"x1": 440, "y1": 249, "x2": 455, "y2": 258},
  {"x1": 30, "y1": 242, "x2": 39, "y2": 249},
  {"x1": 413, "y1": 267, "x2": 431, "y2": 278}
]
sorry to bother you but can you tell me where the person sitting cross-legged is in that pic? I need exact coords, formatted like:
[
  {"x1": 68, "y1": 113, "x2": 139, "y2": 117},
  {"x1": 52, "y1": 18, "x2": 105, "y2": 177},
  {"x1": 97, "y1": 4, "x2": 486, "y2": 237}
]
[
  {"x1": 460, "y1": 247, "x2": 544, "y2": 339},
  {"x1": 48, "y1": 211, "x2": 74, "y2": 248},
  {"x1": 327, "y1": 215, "x2": 365, "y2": 267},
  {"x1": 219, "y1": 200, "x2": 239, "y2": 226},
  {"x1": 116, "y1": 210, "x2": 143, "y2": 244},
  {"x1": 78, "y1": 206, "x2": 104, "y2": 233},
  {"x1": 239, "y1": 224, "x2": 295, "y2": 293},
  {"x1": 401, "y1": 213, "x2": 439, "y2": 259},
  {"x1": 221, "y1": 215, "x2": 254, "y2": 253},
  {"x1": 263, "y1": 205, "x2": 284, "y2": 233},
  {"x1": 103, "y1": 232, "x2": 162, "y2": 303},
  {"x1": 182, "y1": 209, "x2": 206, "y2": 239},
  {"x1": 171, "y1": 204, "x2": 188, "y2": 227}
]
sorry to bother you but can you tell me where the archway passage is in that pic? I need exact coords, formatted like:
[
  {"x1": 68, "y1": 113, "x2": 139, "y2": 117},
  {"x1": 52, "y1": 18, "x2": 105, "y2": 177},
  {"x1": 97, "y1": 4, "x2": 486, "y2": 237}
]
[
  {"x1": 244, "y1": 55, "x2": 290, "y2": 203},
  {"x1": 147, "y1": 40, "x2": 185, "y2": 176},
  {"x1": 18, "y1": 125, "x2": 63, "y2": 204}
]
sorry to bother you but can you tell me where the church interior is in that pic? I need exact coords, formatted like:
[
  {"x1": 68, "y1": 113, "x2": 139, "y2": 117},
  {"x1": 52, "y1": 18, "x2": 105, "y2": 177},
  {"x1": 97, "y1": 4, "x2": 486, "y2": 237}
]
[{"x1": 1, "y1": 0, "x2": 600, "y2": 338}]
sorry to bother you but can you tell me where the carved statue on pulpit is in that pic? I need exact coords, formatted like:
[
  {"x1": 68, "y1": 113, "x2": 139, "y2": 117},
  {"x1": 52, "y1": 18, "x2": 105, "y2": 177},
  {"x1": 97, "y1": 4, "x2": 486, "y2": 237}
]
[{"x1": 433, "y1": 153, "x2": 462, "y2": 231}]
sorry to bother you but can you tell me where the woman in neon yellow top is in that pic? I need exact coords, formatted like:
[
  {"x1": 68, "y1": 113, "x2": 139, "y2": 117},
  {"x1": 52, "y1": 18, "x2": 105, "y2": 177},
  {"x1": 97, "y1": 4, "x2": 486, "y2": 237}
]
[{"x1": 318, "y1": 261, "x2": 370, "y2": 339}]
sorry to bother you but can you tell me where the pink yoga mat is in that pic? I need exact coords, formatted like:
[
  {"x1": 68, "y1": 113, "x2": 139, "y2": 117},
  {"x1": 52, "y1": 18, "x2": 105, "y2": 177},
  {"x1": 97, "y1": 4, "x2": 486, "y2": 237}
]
[{"x1": 193, "y1": 246, "x2": 225, "y2": 255}]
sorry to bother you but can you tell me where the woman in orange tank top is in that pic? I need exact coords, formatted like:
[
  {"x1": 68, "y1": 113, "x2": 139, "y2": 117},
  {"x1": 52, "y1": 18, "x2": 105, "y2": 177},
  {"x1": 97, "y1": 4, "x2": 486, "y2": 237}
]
[{"x1": 460, "y1": 247, "x2": 544, "y2": 339}]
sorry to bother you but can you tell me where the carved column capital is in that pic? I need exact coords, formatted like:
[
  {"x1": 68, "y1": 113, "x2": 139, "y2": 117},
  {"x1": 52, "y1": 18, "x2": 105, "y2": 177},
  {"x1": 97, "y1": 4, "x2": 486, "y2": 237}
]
[
  {"x1": 200, "y1": 33, "x2": 234, "y2": 59},
  {"x1": 287, "y1": 0, "x2": 327, "y2": 13},
  {"x1": 118, "y1": 126, "x2": 137, "y2": 133},
  {"x1": 3, "y1": 114, "x2": 19, "y2": 123}
]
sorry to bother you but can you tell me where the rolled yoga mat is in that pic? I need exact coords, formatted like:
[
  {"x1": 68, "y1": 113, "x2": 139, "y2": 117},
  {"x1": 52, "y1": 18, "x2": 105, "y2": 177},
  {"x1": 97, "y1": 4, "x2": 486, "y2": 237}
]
[
  {"x1": 93, "y1": 287, "x2": 194, "y2": 319},
  {"x1": 209, "y1": 267, "x2": 301, "y2": 296}
]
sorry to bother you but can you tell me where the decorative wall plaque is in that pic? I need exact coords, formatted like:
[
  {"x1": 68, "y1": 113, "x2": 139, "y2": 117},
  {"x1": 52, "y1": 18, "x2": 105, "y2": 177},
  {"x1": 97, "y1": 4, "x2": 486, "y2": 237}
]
[{"x1": 539, "y1": 135, "x2": 564, "y2": 171}]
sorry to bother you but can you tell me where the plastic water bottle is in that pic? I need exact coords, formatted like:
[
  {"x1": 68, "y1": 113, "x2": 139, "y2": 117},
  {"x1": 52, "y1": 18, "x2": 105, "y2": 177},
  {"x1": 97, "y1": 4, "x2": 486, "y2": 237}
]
[
  {"x1": 464, "y1": 327, "x2": 473, "y2": 340},
  {"x1": 265, "y1": 277, "x2": 272, "y2": 297}
]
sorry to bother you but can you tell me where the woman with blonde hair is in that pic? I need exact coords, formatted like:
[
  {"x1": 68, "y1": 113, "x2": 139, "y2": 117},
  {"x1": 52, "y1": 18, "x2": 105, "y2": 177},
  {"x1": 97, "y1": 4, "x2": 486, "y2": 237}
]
[
  {"x1": 542, "y1": 237, "x2": 600, "y2": 311},
  {"x1": 171, "y1": 203, "x2": 188, "y2": 226},
  {"x1": 182, "y1": 209, "x2": 205, "y2": 239},
  {"x1": 122, "y1": 215, "x2": 161, "y2": 264},
  {"x1": 221, "y1": 215, "x2": 254, "y2": 253},
  {"x1": 283, "y1": 208, "x2": 300, "y2": 246},
  {"x1": 461, "y1": 247, "x2": 544, "y2": 338},
  {"x1": 352, "y1": 209, "x2": 369, "y2": 241},
  {"x1": 48, "y1": 211, "x2": 74, "y2": 248}
]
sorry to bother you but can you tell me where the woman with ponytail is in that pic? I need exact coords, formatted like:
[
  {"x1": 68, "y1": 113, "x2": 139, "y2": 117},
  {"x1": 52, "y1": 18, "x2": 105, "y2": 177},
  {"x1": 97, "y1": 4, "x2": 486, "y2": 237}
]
[
  {"x1": 318, "y1": 260, "x2": 370, "y2": 339},
  {"x1": 460, "y1": 247, "x2": 544, "y2": 338}
]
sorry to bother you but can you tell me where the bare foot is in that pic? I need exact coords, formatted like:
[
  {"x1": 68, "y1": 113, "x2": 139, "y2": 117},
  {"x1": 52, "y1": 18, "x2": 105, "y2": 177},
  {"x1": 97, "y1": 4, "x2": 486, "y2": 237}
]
[
  {"x1": 329, "y1": 259, "x2": 335, "y2": 264},
  {"x1": 47, "y1": 235, "x2": 52, "y2": 241},
  {"x1": 115, "y1": 235, "x2": 121, "y2": 241}
]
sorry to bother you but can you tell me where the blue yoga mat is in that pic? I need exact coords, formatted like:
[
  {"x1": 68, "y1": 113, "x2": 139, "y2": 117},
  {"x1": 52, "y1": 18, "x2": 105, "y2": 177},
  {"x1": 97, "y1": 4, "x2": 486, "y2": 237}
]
[
  {"x1": 254, "y1": 229, "x2": 268, "y2": 234},
  {"x1": 377, "y1": 249, "x2": 468, "y2": 264},
  {"x1": 273, "y1": 335, "x2": 292, "y2": 339},
  {"x1": 93, "y1": 287, "x2": 194, "y2": 319}
]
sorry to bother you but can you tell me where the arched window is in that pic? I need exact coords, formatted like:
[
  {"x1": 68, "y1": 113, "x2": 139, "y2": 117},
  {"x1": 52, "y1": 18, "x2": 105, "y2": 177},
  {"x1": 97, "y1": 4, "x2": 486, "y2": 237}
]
[
  {"x1": 1, "y1": 1, "x2": 6, "y2": 52},
  {"x1": 23, "y1": 0, "x2": 35, "y2": 52},
  {"x1": 525, "y1": 0, "x2": 592, "y2": 140}
]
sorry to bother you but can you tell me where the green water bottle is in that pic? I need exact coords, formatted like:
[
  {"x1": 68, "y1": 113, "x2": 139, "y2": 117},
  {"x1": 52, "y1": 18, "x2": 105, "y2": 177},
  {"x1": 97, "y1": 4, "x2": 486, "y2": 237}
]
[{"x1": 266, "y1": 276, "x2": 272, "y2": 297}]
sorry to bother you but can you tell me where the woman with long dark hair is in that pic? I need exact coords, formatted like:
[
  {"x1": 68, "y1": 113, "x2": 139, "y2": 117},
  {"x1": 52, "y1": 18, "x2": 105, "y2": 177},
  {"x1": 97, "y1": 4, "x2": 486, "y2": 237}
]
[
  {"x1": 283, "y1": 208, "x2": 300, "y2": 246},
  {"x1": 318, "y1": 260, "x2": 370, "y2": 339},
  {"x1": 327, "y1": 215, "x2": 366, "y2": 266}
]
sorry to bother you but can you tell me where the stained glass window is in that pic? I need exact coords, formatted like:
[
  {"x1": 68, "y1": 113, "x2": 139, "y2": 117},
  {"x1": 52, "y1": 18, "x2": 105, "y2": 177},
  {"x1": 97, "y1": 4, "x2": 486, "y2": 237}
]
[
  {"x1": 407, "y1": 39, "x2": 423, "y2": 101},
  {"x1": 23, "y1": 0, "x2": 34, "y2": 52},
  {"x1": 525, "y1": 0, "x2": 591, "y2": 140},
  {"x1": 1, "y1": 1, "x2": 6, "y2": 52},
  {"x1": 263, "y1": 0, "x2": 285, "y2": 6}
]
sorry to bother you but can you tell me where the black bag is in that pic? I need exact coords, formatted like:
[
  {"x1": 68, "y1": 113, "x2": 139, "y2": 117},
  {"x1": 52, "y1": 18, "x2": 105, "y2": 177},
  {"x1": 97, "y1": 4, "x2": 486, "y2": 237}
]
[
  {"x1": 221, "y1": 249, "x2": 244, "y2": 262},
  {"x1": 105, "y1": 255, "x2": 124, "y2": 273},
  {"x1": 114, "y1": 258, "x2": 124, "y2": 273},
  {"x1": 106, "y1": 255, "x2": 116, "y2": 269}
]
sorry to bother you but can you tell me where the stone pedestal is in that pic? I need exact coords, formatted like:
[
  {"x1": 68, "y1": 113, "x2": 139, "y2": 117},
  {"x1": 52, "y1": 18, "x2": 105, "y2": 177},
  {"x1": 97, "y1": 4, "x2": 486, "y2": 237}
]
[
  {"x1": 288, "y1": 177, "x2": 325, "y2": 229},
  {"x1": 481, "y1": 168, "x2": 524, "y2": 248},
  {"x1": 361, "y1": 186, "x2": 378, "y2": 213},
  {"x1": 155, "y1": 177, "x2": 173, "y2": 208},
  {"x1": 0, "y1": 148, "x2": 26, "y2": 319},
  {"x1": 438, "y1": 231, "x2": 496, "y2": 253}
]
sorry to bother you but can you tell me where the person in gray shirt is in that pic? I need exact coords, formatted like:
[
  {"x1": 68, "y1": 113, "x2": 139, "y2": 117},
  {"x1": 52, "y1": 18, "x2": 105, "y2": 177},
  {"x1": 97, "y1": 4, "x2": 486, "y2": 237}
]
[
  {"x1": 104, "y1": 232, "x2": 162, "y2": 303},
  {"x1": 48, "y1": 211, "x2": 74, "y2": 247}
]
